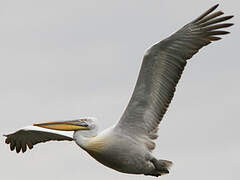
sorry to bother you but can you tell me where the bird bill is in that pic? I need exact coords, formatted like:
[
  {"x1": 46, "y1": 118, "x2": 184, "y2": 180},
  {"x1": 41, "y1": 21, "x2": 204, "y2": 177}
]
[{"x1": 33, "y1": 120, "x2": 89, "y2": 131}]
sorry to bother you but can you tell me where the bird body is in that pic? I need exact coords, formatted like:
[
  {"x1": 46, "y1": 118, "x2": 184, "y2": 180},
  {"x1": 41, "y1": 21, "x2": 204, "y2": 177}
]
[
  {"x1": 74, "y1": 125, "x2": 171, "y2": 176},
  {"x1": 4, "y1": 4, "x2": 233, "y2": 177},
  {"x1": 77, "y1": 126, "x2": 154, "y2": 175}
]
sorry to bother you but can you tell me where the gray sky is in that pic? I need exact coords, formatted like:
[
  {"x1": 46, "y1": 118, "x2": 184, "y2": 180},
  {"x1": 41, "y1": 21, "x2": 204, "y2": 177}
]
[{"x1": 1, "y1": 0, "x2": 239, "y2": 179}]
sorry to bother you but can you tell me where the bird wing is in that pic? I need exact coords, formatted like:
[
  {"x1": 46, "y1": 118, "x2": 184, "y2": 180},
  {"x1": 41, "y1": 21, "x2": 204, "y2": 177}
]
[
  {"x1": 115, "y1": 4, "x2": 233, "y2": 150},
  {"x1": 4, "y1": 126, "x2": 73, "y2": 153}
]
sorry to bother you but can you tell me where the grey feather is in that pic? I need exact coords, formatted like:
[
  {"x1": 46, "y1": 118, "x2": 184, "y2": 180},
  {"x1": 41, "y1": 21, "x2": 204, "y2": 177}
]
[{"x1": 115, "y1": 4, "x2": 233, "y2": 150}]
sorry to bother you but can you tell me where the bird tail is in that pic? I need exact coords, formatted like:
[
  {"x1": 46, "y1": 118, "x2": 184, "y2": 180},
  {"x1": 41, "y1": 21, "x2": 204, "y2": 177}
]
[{"x1": 157, "y1": 159, "x2": 173, "y2": 174}]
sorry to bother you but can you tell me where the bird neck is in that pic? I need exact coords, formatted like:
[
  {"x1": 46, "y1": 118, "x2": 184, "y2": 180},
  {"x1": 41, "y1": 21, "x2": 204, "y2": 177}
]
[{"x1": 73, "y1": 128, "x2": 98, "y2": 149}]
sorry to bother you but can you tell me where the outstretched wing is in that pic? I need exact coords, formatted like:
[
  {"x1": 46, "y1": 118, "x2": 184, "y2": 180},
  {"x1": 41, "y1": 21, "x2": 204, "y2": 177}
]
[
  {"x1": 4, "y1": 126, "x2": 73, "y2": 153},
  {"x1": 115, "y1": 4, "x2": 233, "y2": 148}
]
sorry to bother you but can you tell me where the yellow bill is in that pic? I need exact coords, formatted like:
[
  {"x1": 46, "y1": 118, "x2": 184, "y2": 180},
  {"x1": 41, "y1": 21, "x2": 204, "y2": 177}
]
[{"x1": 33, "y1": 120, "x2": 89, "y2": 131}]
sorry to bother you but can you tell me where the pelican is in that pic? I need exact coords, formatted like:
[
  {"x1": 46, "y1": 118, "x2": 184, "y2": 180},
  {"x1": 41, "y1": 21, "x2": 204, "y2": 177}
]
[{"x1": 4, "y1": 4, "x2": 233, "y2": 177}]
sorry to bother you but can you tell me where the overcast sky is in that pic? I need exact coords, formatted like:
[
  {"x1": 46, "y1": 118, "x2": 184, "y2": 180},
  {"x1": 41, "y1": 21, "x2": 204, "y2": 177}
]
[{"x1": 1, "y1": 0, "x2": 239, "y2": 180}]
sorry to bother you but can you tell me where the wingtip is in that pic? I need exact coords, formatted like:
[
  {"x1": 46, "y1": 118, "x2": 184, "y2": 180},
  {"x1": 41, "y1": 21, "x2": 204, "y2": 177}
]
[
  {"x1": 208, "y1": 4, "x2": 220, "y2": 14},
  {"x1": 192, "y1": 4, "x2": 221, "y2": 23},
  {"x1": 22, "y1": 148, "x2": 27, "y2": 153},
  {"x1": 221, "y1": 23, "x2": 234, "y2": 29},
  {"x1": 211, "y1": 4, "x2": 219, "y2": 11},
  {"x1": 3, "y1": 134, "x2": 9, "y2": 143},
  {"x1": 209, "y1": 36, "x2": 222, "y2": 41},
  {"x1": 5, "y1": 138, "x2": 10, "y2": 144}
]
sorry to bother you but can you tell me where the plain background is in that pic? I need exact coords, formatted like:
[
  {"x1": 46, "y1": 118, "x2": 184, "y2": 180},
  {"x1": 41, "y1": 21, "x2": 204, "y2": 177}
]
[{"x1": 1, "y1": 0, "x2": 239, "y2": 179}]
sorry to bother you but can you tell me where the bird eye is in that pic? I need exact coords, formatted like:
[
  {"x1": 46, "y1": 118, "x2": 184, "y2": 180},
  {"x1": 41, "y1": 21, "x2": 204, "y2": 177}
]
[
  {"x1": 79, "y1": 122, "x2": 88, "y2": 127},
  {"x1": 82, "y1": 124, "x2": 88, "y2": 127}
]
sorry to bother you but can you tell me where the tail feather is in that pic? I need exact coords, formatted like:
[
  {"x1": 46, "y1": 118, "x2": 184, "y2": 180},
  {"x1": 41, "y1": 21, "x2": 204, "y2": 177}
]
[
  {"x1": 145, "y1": 159, "x2": 173, "y2": 177},
  {"x1": 159, "y1": 159, "x2": 173, "y2": 169},
  {"x1": 156, "y1": 159, "x2": 173, "y2": 175}
]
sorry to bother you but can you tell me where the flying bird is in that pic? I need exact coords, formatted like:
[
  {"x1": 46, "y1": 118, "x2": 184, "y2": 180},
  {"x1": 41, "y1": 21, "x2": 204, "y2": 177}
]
[{"x1": 4, "y1": 4, "x2": 233, "y2": 177}]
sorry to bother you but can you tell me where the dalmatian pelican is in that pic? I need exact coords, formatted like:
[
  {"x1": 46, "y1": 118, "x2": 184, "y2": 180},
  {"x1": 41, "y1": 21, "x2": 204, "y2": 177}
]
[{"x1": 4, "y1": 4, "x2": 233, "y2": 177}]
